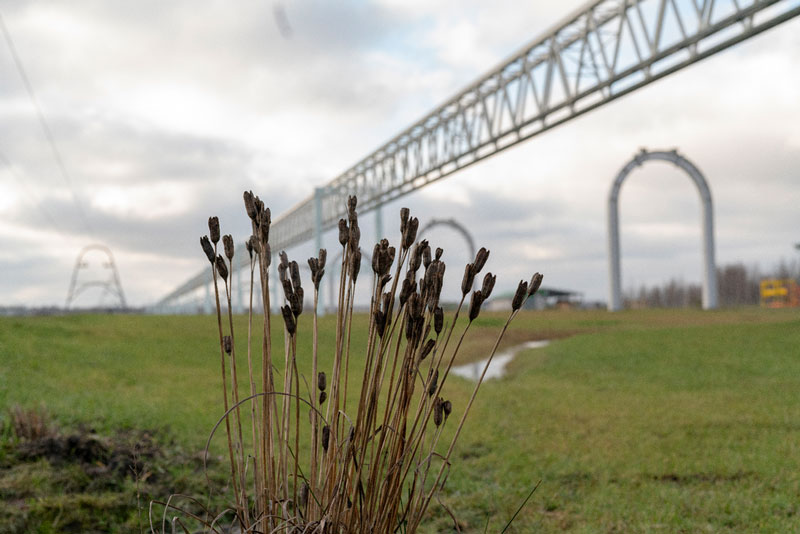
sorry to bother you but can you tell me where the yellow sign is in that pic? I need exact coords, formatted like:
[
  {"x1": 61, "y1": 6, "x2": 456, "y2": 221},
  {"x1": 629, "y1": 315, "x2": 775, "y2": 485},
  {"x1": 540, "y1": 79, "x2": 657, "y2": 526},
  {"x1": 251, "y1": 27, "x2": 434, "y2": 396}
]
[{"x1": 760, "y1": 279, "x2": 800, "y2": 308}]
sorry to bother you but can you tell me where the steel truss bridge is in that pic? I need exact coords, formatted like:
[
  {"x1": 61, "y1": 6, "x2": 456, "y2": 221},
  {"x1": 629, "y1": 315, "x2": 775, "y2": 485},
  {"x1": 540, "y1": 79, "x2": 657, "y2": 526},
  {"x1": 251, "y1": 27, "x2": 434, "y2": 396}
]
[{"x1": 158, "y1": 0, "x2": 800, "y2": 309}]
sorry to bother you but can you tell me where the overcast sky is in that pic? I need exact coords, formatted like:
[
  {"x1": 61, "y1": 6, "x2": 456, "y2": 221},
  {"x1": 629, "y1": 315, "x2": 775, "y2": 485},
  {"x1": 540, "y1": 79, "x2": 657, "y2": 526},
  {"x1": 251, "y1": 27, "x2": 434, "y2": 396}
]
[{"x1": 1, "y1": 0, "x2": 798, "y2": 309}]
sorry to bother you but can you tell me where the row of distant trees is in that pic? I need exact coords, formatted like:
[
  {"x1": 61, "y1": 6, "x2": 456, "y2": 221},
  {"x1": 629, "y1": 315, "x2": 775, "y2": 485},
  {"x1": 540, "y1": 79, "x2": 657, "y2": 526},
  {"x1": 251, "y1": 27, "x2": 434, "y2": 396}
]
[{"x1": 623, "y1": 260, "x2": 800, "y2": 308}]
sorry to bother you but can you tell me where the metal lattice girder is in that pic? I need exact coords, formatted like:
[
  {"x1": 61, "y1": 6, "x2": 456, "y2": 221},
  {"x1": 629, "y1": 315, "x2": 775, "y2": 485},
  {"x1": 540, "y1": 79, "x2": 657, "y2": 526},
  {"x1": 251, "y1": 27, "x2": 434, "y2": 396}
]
[
  {"x1": 158, "y1": 0, "x2": 800, "y2": 306},
  {"x1": 320, "y1": 0, "x2": 799, "y2": 218}
]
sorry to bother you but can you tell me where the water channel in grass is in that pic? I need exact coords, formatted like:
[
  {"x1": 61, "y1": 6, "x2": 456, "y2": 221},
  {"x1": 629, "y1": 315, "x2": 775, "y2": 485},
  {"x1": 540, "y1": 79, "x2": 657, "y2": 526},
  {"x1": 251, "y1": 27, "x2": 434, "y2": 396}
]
[{"x1": 450, "y1": 340, "x2": 550, "y2": 381}]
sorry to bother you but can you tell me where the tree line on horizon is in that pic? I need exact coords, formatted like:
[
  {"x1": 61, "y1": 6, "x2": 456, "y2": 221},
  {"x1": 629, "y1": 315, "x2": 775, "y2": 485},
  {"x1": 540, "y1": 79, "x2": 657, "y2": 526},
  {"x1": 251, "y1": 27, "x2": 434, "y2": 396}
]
[{"x1": 623, "y1": 259, "x2": 800, "y2": 309}]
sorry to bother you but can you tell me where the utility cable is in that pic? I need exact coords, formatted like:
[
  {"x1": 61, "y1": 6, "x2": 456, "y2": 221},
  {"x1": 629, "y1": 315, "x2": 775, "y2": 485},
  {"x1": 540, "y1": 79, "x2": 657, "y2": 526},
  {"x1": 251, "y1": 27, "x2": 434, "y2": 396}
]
[{"x1": 0, "y1": 12, "x2": 93, "y2": 235}]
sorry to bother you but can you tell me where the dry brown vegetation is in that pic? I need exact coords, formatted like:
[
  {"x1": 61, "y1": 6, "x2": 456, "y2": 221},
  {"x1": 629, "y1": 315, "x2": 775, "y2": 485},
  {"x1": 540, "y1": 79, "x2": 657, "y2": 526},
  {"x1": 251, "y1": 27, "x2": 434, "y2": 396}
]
[{"x1": 151, "y1": 194, "x2": 543, "y2": 533}]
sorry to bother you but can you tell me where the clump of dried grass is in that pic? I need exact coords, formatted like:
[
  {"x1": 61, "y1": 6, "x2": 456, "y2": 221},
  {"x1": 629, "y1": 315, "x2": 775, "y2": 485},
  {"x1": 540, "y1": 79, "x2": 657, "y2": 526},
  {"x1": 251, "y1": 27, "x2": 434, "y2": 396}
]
[
  {"x1": 152, "y1": 194, "x2": 542, "y2": 533},
  {"x1": 7, "y1": 403, "x2": 55, "y2": 442}
]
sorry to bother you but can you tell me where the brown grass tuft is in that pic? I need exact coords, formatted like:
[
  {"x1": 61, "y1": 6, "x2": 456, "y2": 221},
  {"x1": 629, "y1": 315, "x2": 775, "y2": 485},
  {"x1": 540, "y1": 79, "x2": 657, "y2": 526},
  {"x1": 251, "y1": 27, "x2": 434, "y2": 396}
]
[{"x1": 153, "y1": 194, "x2": 543, "y2": 533}]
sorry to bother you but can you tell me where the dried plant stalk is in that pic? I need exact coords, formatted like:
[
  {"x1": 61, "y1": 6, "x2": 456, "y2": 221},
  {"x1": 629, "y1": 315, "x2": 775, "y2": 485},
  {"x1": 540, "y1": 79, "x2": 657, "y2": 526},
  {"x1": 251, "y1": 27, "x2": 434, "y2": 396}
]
[{"x1": 155, "y1": 193, "x2": 543, "y2": 534}]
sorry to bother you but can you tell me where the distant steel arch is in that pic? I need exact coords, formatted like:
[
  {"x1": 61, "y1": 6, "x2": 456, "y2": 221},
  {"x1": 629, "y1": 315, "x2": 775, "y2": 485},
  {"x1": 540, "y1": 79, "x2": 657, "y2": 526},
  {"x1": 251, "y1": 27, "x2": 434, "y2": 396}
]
[
  {"x1": 608, "y1": 149, "x2": 717, "y2": 311},
  {"x1": 65, "y1": 244, "x2": 127, "y2": 309},
  {"x1": 418, "y1": 218, "x2": 476, "y2": 268}
]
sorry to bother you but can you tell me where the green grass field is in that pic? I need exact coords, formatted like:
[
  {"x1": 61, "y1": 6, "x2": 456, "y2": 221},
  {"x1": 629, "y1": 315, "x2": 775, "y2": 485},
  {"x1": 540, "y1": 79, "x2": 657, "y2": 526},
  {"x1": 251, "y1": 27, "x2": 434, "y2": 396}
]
[{"x1": 1, "y1": 308, "x2": 799, "y2": 532}]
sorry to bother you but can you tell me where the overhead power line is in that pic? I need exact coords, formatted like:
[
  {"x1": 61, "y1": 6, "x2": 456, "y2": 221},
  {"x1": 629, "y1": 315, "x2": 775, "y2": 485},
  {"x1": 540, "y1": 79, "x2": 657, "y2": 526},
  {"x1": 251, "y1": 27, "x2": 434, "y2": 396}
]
[{"x1": 0, "y1": 12, "x2": 92, "y2": 235}]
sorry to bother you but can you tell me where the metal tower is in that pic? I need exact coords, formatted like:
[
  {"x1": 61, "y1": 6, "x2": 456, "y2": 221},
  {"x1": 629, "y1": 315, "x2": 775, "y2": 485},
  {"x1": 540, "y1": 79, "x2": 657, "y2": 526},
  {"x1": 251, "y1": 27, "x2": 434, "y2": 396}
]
[{"x1": 65, "y1": 244, "x2": 127, "y2": 309}]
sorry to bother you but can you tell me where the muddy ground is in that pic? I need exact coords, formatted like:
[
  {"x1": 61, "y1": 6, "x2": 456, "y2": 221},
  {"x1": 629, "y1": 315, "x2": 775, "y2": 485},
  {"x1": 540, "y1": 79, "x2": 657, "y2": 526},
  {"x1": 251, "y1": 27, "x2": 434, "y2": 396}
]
[{"x1": 0, "y1": 409, "x2": 226, "y2": 534}]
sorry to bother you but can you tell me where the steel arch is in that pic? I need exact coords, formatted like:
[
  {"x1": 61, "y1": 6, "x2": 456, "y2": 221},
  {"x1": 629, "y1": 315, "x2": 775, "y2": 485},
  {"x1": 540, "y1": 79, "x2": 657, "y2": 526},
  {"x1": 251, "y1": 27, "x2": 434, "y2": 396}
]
[
  {"x1": 607, "y1": 149, "x2": 717, "y2": 311},
  {"x1": 417, "y1": 218, "x2": 477, "y2": 269},
  {"x1": 65, "y1": 244, "x2": 127, "y2": 309}
]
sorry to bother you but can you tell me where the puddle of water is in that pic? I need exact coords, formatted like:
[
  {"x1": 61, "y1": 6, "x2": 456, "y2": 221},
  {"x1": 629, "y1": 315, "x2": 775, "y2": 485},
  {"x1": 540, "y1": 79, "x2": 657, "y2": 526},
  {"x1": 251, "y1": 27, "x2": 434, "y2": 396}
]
[{"x1": 450, "y1": 340, "x2": 550, "y2": 381}]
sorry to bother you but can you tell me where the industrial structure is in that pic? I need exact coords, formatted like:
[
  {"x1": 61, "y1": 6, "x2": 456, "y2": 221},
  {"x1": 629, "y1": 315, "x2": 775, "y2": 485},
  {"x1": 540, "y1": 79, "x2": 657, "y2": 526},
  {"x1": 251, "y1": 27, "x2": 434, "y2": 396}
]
[
  {"x1": 158, "y1": 0, "x2": 800, "y2": 311},
  {"x1": 65, "y1": 244, "x2": 127, "y2": 309},
  {"x1": 607, "y1": 149, "x2": 717, "y2": 311}
]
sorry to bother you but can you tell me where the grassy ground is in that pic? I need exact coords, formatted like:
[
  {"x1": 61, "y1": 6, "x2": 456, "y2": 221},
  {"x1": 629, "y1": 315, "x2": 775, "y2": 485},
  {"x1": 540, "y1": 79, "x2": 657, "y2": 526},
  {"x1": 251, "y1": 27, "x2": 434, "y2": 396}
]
[{"x1": 1, "y1": 307, "x2": 799, "y2": 532}]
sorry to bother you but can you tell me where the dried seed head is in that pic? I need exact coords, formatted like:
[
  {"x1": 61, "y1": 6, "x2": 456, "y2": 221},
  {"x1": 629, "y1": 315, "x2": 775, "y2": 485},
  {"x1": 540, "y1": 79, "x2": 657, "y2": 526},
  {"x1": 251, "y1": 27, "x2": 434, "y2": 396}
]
[
  {"x1": 434, "y1": 306, "x2": 444, "y2": 335},
  {"x1": 403, "y1": 217, "x2": 419, "y2": 250},
  {"x1": 308, "y1": 251, "x2": 327, "y2": 290},
  {"x1": 215, "y1": 255, "x2": 228, "y2": 281},
  {"x1": 420, "y1": 338, "x2": 435, "y2": 361},
  {"x1": 245, "y1": 237, "x2": 254, "y2": 259},
  {"x1": 281, "y1": 305, "x2": 296, "y2": 335},
  {"x1": 321, "y1": 425, "x2": 330, "y2": 451},
  {"x1": 399, "y1": 277, "x2": 414, "y2": 306},
  {"x1": 223, "y1": 335, "x2": 232, "y2": 355},
  {"x1": 249, "y1": 235, "x2": 261, "y2": 255},
  {"x1": 433, "y1": 397, "x2": 443, "y2": 427},
  {"x1": 208, "y1": 217, "x2": 220, "y2": 244},
  {"x1": 468, "y1": 290, "x2": 483, "y2": 322},
  {"x1": 405, "y1": 304, "x2": 417, "y2": 341},
  {"x1": 442, "y1": 400, "x2": 452, "y2": 420},
  {"x1": 512, "y1": 280, "x2": 528, "y2": 311},
  {"x1": 407, "y1": 291, "x2": 421, "y2": 317},
  {"x1": 290, "y1": 261, "x2": 301, "y2": 291},
  {"x1": 319, "y1": 391, "x2": 327, "y2": 405},
  {"x1": 350, "y1": 248, "x2": 361, "y2": 282},
  {"x1": 435, "y1": 247, "x2": 443, "y2": 261},
  {"x1": 461, "y1": 263, "x2": 475, "y2": 296},
  {"x1": 481, "y1": 272, "x2": 496, "y2": 300},
  {"x1": 400, "y1": 207, "x2": 410, "y2": 235},
  {"x1": 349, "y1": 224, "x2": 361, "y2": 253},
  {"x1": 428, "y1": 262, "x2": 445, "y2": 312},
  {"x1": 243, "y1": 190, "x2": 257, "y2": 221},
  {"x1": 200, "y1": 236, "x2": 215, "y2": 264},
  {"x1": 528, "y1": 272, "x2": 544, "y2": 297},
  {"x1": 258, "y1": 209, "x2": 271, "y2": 244},
  {"x1": 374, "y1": 239, "x2": 395, "y2": 277},
  {"x1": 473, "y1": 247, "x2": 489, "y2": 273},
  {"x1": 290, "y1": 287, "x2": 304, "y2": 317},
  {"x1": 318, "y1": 371, "x2": 327, "y2": 392},
  {"x1": 422, "y1": 244, "x2": 432, "y2": 269},
  {"x1": 223, "y1": 234, "x2": 234, "y2": 260},
  {"x1": 338, "y1": 219, "x2": 349, "y2": 246},
  {"x1": 378, "y1": 273, "x2": 391, "y2": 290},
  {"x1": 374, "y1": 309, "x2": 387, "y2": 337},
  {"x1": 281, "y1": 278, "x2": 293, "y2": 302},
  {"x1": 409, "y1": 241, "x2": 424, "y2": 272},
  {"x1": 279, "y1": 251, "x2": 289, "y2": 269},
  {"x1": 428, "y1": 368, "x2": 439, "y2": 396},
  {"x1": 371, "y1": 243, "x2": 381, "y2": 274}
]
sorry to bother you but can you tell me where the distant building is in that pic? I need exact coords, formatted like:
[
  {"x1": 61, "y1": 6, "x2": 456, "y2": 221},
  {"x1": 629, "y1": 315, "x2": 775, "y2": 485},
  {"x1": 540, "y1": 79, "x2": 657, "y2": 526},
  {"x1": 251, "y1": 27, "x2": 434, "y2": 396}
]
[{"x1": 487, "y1": 287, "x2": 584, "y2": 311}]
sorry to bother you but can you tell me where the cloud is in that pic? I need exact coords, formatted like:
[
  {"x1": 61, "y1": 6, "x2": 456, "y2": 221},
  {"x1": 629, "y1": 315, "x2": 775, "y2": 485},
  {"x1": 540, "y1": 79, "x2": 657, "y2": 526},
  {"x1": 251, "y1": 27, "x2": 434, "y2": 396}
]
[{"x1": 0, "y1": 1, "x2": 798, "y2": 308}]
